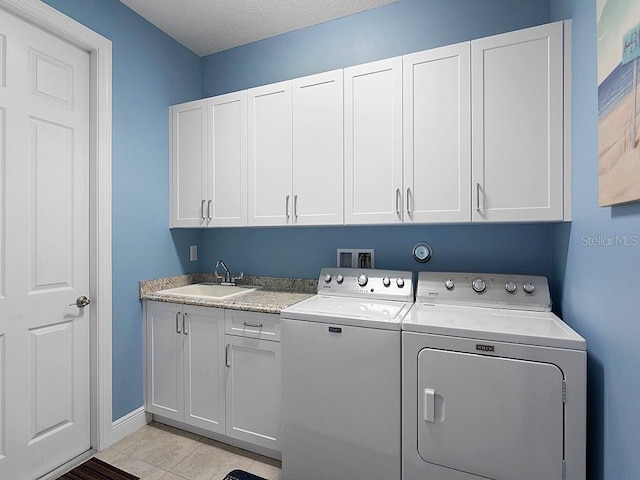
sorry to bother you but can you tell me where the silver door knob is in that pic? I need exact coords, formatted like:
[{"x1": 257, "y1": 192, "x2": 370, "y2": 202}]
[{"x1": 70, "y1": 296, "x2": 91, "y2": 308}]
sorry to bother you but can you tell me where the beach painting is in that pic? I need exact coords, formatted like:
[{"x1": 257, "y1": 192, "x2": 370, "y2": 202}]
[{"x1": 598, "y1": 0, "x2": 640, "y2": 206}]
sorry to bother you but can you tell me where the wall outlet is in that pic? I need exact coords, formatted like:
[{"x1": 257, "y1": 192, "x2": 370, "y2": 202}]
[
  {"x1": 189, "y1": 245, "x2": 197, "y2": 262},
  {"x1": 336, "y1": 249, "x2": 375, "y2": 268}
]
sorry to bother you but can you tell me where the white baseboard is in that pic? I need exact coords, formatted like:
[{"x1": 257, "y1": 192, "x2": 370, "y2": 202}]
[{"x1": 110, "y1": 406, "x2": 150, "y2": 446}]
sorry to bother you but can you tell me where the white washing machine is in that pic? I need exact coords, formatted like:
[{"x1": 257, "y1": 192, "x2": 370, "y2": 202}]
[
  {"x1": 281, "y1": 268, "x2": 414, "y2": 480},
  {"x1": 402, "y1": 272, "x2": 586, "y2": 480}
]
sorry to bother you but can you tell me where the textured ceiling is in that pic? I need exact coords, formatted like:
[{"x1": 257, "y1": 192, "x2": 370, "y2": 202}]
[{"x1": 119, "y1": 0, "x2": 399, "y2": 57}]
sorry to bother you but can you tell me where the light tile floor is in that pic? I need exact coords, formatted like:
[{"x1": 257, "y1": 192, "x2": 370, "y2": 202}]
[{"x1": 94, "y1": 422, "x2": 281, "y2": 480}]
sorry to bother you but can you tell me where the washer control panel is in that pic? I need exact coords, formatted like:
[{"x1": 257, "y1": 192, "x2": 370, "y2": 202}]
[
  {"x1": 416, "y1": 272, "x2": 551, "y2": 311},
  {"x1": 318, "y1": 268, "x2": 413, "y2": 301}
]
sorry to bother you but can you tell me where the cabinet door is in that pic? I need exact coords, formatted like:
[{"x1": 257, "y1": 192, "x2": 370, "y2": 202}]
[
  {"x1": 225, "y1": 336, "x2": 281, "y2": 451},
  {"x1": 404, "y1": 44, "x2": 471, "y2": 223},
  {"x1": 345, "y1": 57, "x2": 403, "y2": 224},
  {"x1": 472, "y1": 22, "x2": 564, "y2": 222},
  {"x1": 248, "y1": 81, "x2": 293, "y2": 226},
  {"x1": 170, "y1": 99, "x2": 209, "y2": 227},
  {"x1": 146, "y1": 301, "x2": 184, "y2": 421},
  {"x1": 292, "y1": 70, "x2": 344, "y2": 225},
  {"x1": 209, "y1": 92, "x2": 248, "y2": 226},
  {"x1": 183, "y1": 306, "x2": 226, "y2": 433}
]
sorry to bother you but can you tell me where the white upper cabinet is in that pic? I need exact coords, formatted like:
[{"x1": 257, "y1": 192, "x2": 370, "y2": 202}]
[
  {"x1": 403, "y1": 43, "x2": 471, "y2": 223},
  {"x1": 471, "y1": 21, "x2": 566, "y2": 222},
  {"x1": 345, "y1": 57, "x2": 404, "y2": 224},
  {"x1": 292, "y1": 70, "x2": 344, "y2": 226},
  {"x1": 248, "y1": 81, "x2": 293, "y2": 226},
  {"x1": 208, "y1": 91, "x2": 248, "y2": 226},
  {"x1": 170, "y1": 99, "x2": 208, "y2": 227}
]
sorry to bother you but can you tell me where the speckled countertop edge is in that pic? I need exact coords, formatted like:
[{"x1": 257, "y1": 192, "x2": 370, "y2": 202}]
[{"x1": 139, "y1": 274, "x2": 317, "y2": 314}]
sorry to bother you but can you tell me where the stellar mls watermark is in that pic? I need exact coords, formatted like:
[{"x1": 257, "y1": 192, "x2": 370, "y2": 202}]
[{"x1": 580, "y1": 234, "x2": 639, "y2": 247}]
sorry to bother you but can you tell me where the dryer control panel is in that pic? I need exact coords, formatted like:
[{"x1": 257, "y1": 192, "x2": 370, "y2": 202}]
[
  {"x1": 416, "y1": 272, "x2": 551, "y2": 311},
  {"x1": 318, "y1": 268, "x2": 413, "y2": 301}
]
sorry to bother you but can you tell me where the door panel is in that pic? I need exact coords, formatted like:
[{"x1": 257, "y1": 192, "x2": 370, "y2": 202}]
[
  {"x1": 146, "y1": 302, "x2": 183, "y2": 421},
  {"x1": 292, "y1": 70, "x2": 344, "y2": 225},
  {"x1": 183, "y1": 307, "x2": 225, "y2": 433},
  {"x1": 403, "y1": 44, "x2": 471, "y2": 223},
  {"x1": 417, "y1": 348, "x2": 564, "y2": 480},
  {"x1": 344, "y1": 57, "x2": 403, "y2": 224},
  {"x1": 225, "y1": 336, "x2": 281, "y2": 451}
]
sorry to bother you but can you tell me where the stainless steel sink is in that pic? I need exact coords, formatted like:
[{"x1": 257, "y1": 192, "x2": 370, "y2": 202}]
[{"x1": 156, "y1": 283, "x2": 256, "y2": 300}]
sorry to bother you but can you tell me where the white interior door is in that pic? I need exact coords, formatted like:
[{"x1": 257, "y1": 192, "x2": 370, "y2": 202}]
[{"x1": 0, "y1": 8, "x2": 91, "y2": 479}]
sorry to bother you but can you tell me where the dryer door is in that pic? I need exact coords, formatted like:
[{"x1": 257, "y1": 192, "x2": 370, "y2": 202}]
[{"x1": 417, "y1": 348, "x2": 564, "y2": 480}]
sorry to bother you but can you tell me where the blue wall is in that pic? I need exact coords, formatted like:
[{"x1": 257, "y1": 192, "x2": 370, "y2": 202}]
[
  {"x1": 42, "y1": 0, "x2": 202, "y2": 420},
  {"x1": 550, "y1": 1, "x2": 640, "y2": 479}
]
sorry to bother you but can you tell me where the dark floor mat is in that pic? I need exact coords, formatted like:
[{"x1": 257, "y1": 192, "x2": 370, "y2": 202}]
[
  {"x1": 57, "y1": 457, "x2": 139, "y2": 480},
  {"x1": 223, "y1": 469, "x2": 268, "y2": 480}
]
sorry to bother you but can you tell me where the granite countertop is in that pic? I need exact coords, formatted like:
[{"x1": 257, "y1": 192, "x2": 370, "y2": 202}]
[{"x1": 139, "y1": 273, "x2": 317, "y2": 314}]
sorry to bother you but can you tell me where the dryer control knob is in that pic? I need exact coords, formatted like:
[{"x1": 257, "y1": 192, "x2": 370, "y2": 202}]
[
  {"x1": 445, "y1": 279, "x2": 455, "y2": 290},
  {"x1": 396, "y1": 277, "x2": 405, "y2": 288},
  {"x1": 357, "y1": 274, "x2": 368, "y2": 287},
  {"x1": 382, "y1": 277, "x2": 391, "y2": 287},
  {"x1": 505, "y1": 281, "x2": 517, "y2": 293},
  {"x1": 336, "y1": 274, "x2": 344, "y2": 284},
  {"x1": 472, "y1": 278, "x2": 486, "y2": 293},
  {"x1": 523, "y1": 282, "x2": 536, "y2": 294},
  {"x1": 324, "y1": 274, "x2": 332, "y2": 283}
]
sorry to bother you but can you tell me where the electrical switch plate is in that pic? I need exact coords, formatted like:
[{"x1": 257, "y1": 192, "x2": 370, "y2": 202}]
[{"x1": 189, "y1": 245, "x2": 197, "y2": 262}]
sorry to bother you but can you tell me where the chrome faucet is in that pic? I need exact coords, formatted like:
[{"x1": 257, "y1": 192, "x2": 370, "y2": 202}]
[{"x1": 214, "y1": 260, "x2": 243, "y2": 285}]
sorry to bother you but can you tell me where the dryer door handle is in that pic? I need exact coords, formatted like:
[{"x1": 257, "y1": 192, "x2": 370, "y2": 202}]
[{"x1": 423, "y1": 388, "x2": 435, "y2": 423}]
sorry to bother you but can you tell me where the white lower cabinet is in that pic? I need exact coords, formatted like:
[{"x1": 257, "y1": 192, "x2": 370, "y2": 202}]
[
  {"x1": 146, "y1": 301, "x2": 226, "y2": 433},
  {"x1": 145, "y1": 301, "x2": 281, "y2": 453}
]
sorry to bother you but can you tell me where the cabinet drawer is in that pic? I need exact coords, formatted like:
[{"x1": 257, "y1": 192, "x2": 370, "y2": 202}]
[{"x1": 225, "y1": 310, "x2": 280, "y2": 341}]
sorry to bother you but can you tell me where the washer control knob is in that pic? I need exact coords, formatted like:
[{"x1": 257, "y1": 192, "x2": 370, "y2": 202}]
[
  {"x1": 444, "y1": 279, "x2": 455, "y2": 290},
  {"x1": 505, "y1": 281, "x2": 517, "y2": 293},
  {"x1": 472, "y1": 278, "x2": 486, "y2": 293},
  {"x1": 396, "y1": 277, "x2": 405, "y2": 288},
  {"x1": 523, "y1": 282, "x2": 536, "y2": 294},
  {"x1": 336, "y1": 274, "x2": 344, "y2": 284},
  {"x1": 382, "y1": 277, "x2": 391, "y2": 287},
  {"x1": 357, "y1": 274, "x2": 368, "y2": 287},
  {"x1": 324, "y1": 274, "x2": 332, "y2": 283}
]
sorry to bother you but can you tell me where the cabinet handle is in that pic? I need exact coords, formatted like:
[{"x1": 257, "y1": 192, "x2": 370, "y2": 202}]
[
  {"x1": 395, "y1": 188, "x2": 401, "y2": 216},
  {"x1": 476, "y1": 183, "x2": 482, "y2": 213},
  {"x1": 285, "y1": 195, "x2": 290, "y2": 219},
  {"x1": 243, "y1": 321, "x2": 263, "y2": 329},
  {"x1": 207, "y1": 200, "x2": 212, "y2": 221},
  {"x1": 225, "y1": 344, "x2": 231, "y2": 367},
  {"x1": 201, "y1": 200, "x2": 206, "y2": 220},
  {"x1": 406, "y1": 187, "x2": 412, "y2": 215},
  {"x1": 176, "y1": 312, "x2": 182, "y2": 334},
  {"x1": 294, "y1": 195, "x2": 298, "y2": 219},
  {"x1": 183, "y1": 312, "x2": 188, "y2": 335}
]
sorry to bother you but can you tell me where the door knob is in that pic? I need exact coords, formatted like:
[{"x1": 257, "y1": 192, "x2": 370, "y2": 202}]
[{"x1": 70, "y1": 296, "x2": 91, "y2": 308}]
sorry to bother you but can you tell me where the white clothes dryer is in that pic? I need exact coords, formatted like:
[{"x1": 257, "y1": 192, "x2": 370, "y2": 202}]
[
  {"x1": 281, "y1": 268, "x2": 414, "y2": 480},
  {"x1": 402, "y1": 272, "x2": 586, "y2": 480}
]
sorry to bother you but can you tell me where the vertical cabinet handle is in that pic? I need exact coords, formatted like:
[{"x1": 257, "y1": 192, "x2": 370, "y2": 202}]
[
  {"x1": 207, "y1": 200, "x2": 212, "y2": 221},
  {"x1": 201, "y1": 200, "x2": 206, "y2": 220},
  {"x1": 176, "y1": 312, "x2": 182, "y2": 334},
  {"x1": 285, "y1": 195, "x2": 290, "y2": 219},
  {"x1": 476, "y1": 183, "x2": 482, "y2": 213},
  {"x1": 406, "y1": 187, "x2": 412, "y2": 215},
  {"x1": 395, "y1": 188, "x2": 401, "y2": 216},
  {"x1": 183, "y1": 312, "x2": 188, "y2": 335},
  {"x1": 225, "y1": 344, "x2": 231, "y2": 367},
  {"x1": 423, "y1": 388, "x2": 435, "y2": 423},
  {"x1": 294, "y1": 195, "x2": 298, "y2": 219}
]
